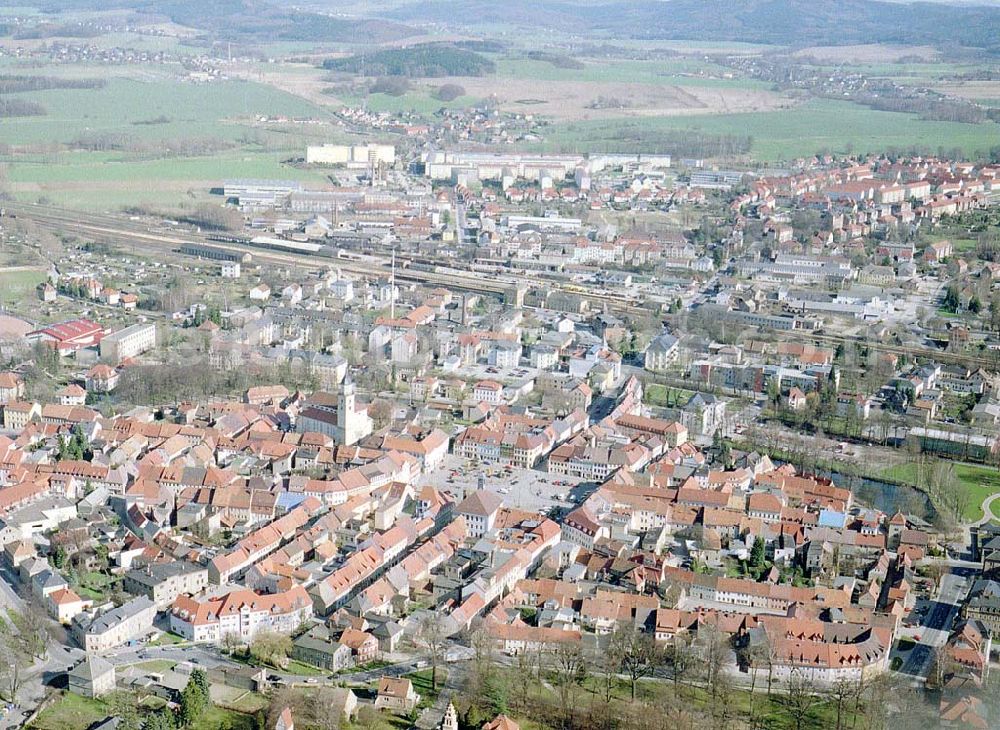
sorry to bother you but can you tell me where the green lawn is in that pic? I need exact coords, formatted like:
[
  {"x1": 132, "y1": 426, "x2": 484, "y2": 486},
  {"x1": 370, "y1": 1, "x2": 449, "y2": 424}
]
[
  {"x1": 0, "y1": 269, "x2": 47, "y2": 305},
  {"x1": 72, "y1": 571, "x2": 118, "y2": 602},
  {"x1": 134, "y1": 660, "x2": 178, "y2": 674},
  {"x1": 226, "y1": 692, "x2": 269, "y2": 713},
  {"x1": 30, "y1": 692, "x2": 108, "y2": 730},
  {"x1": 282, "y1": 659, "x2": 326, "y2": 676},
  {"x1": 881, "y1": 461, "x2": 1000, "y2": 522},
  {"x1": 644, "y1": 383, "x2": 695, "y2": 408},
  {"x1": 149, "y1": 631, "x2": 186, "y2": 647},
  {"x1": 404, "y1": 668, "x2": 448, "y2": 706},
  {"x1": 189, "y1": 706, "x2": 256, "y2": 730},
  {"x1": 532, "y1": 98, "x2": 1000, "y2": 161}
]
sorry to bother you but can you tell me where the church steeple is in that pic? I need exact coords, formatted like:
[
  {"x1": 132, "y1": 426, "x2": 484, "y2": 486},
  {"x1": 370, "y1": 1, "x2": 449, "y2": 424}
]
[{"x1": 441, "y1": 702, "x2": 458, "y2": 730}]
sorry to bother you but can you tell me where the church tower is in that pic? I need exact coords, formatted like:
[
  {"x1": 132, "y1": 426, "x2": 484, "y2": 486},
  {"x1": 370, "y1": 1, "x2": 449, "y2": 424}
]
[
  {"x1": 441, "y1": 703, "x2": 458, "y2": 730},
  {"x1": 337, "y1": 375, "x2": 372, "y2": 446}
]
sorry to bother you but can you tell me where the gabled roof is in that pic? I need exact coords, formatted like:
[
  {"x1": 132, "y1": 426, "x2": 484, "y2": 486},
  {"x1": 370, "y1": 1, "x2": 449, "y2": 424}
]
[{"x1": 456, "y1": 490, "x2": 503, "y2": 518}]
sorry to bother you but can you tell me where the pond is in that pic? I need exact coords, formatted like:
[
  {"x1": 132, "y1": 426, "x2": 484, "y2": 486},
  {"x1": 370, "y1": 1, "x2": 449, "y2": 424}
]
[{"x1": 825, "y1": 469, "x2": 934, "y2": 522}]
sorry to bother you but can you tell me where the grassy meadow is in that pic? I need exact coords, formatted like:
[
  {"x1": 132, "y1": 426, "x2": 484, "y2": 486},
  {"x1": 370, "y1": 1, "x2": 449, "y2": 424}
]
[
  {"x1": 531, "y1": 98, "x2": 1000, "y2": 161},
  {"x1": 0, "y1": 71, "x2": 343, "y2": 209}
]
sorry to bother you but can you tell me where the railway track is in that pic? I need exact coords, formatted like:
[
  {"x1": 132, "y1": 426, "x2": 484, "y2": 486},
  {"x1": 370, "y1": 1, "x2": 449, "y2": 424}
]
[
  {"x1": 9, "y1": 202, "x2": 992, "y2": 372},
  {"x1": 4, "y1": 202, "x2": 648, "y2": 314}
]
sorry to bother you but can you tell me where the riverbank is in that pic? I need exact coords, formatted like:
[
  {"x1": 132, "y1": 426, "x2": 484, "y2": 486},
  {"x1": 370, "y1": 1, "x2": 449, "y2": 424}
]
[
  {"x1": 737, "y1": 439, "x2": 1000, "y2": 525},
  {"x1": 734, "y1": 441, "x2": 936, "y2": 520}
]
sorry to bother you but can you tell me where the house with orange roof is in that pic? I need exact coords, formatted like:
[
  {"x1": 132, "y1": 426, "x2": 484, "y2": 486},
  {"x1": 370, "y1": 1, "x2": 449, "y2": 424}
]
[
  {"x1": 482, "y1": 715, "x2": 520, "y2": 730},
  {"x1": 58, "y1": 384, "x2": 87, "y2": 406},
  {"x1": 3, "y1": 401, "x2": 40, "y2": 431},
  {"x1": 339, "y1": 627, "x2": 379, "y2": 665},
  {"x1": 169, "y1": 584, "x2": 313, "y2": 644},
  {"x1": 380, "y1": 428, "x2": 449, "y2": 472},
  {"x1": 46, "y1": 587, "x2": 90, "y2": 623},
  {"x1": 0, "y1": 372, "x2": 25, "y2": 404},
  {"x1": 374, "y1": 676, "x2": 419, "y2": 713},
  {"x1": 85, "y1": 364, "x2": 119, "y2": 393},
  {"x1": 487, "y1": 622, "x2": 581, "y2": 656}
]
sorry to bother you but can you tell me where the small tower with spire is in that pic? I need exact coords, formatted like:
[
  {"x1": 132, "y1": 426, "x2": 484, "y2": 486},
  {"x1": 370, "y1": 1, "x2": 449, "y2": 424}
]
[{"x1": 441, "y1": 702, "x2": 458, "y2": 730}]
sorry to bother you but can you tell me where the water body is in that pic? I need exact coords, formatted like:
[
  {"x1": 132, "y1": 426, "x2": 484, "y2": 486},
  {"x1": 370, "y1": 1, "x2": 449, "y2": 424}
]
[
  {"x1": 825, "y1": 470, "x2": 934, "y2": 521},
  {"x1": 775, "y1": 461, "x2": 934, "y2": 520}
]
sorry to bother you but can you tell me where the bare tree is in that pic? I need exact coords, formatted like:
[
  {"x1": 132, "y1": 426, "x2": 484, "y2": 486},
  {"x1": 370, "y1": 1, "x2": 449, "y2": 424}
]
[
  {"x1": 783, "y1": 670, "x2": 822, "y2": 730},
  {"x1": 0, "y1": 659, "x2": 23, "y2": 704},
  {"x1": 356, "y1": 705, "x2": 388, "y2": 730},
  {"x1": 594, "y1": 637, "x2": 619, "y2": 708},
  {"x1": 695, "y1": 625, "x2": 730, "y2": 704},
  {"x1": 547, "y1": 641, "x2": 585, "y2": 727},
  {"x1": 469, "y1": 622, "x2": 497, "y2": 679},
  {"x1": 609, "y1": 622, "x2": 661, "y2": 700},
  {"x1": 739, "y1": 636, "x2": 772, "y2": 724},
  {"x1": 249, "y1": 630, "x2": 291, "y2": 668},
  {"x1": 0, "y1": 606, "x2": 49, "y2": 661},
  {"x1": 925, "y1": 646, "x2": 953, "y2": 691},
  {"x1": 309, "y1": 686, "x2": 348, "y2": 730},
  {"x1": 464, "y1": 622, "x2": 498, "y2": 704},
  {"x1": 418, "y1": 613, "x2": 447, "y2": 691},
  {"x1": 221, "y1": 631, "x2": 242, "y2": 655},
  {"x1": 664, "y1": 632, "x2": 695, "y2": 693},
  {"x1": 827, "y1": 677, "x2": 855, "y2": 730},
  {"x1": 858, "y1": 673, "x2": 897, "y2": 730},
  {"x1": 267, "y1": 688, "x2": 311, "y2": 730},
  {"x1": 512, "y1": 645, "x2": 538, "y2": 712}
]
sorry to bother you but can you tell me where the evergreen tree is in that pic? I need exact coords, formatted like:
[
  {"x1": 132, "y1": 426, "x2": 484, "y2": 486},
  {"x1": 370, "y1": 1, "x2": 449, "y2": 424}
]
[
  {"x1": 179, "y1": 674, "x2": 208, "y2": 727},
  {"x1": 750, "y1": 537, "x2": 766, "y2": 572},
  {"x1": 144, "y1": 710, "x2": 176, "y2": 730},
  {"x1": 191, "y1": 669, "x2": 210, "y2": 704}
]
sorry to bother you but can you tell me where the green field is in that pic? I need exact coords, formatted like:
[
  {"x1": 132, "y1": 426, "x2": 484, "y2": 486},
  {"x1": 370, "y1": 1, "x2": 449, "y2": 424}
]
[
  {"x1": 495, "y1": 57, "x2": 768, "y2": 89},
  {"x1": 533, "y1": 98, "x2": 1000, "y2": 161},
  {"x1": 30, "y1": 693, "x2": 108, "y2": 730},
  {"x1": 6, "y1": 150, "x2": 332, "y2": 183},
  {"x1": 0, "y1": 269, "x2": 46, "y2": 305},
  {"x1": 0, "y1": 72, "x2": 344, "y2": 210},
  {"x1": 2, "y1": 76, "x2": 329, "y2": 147},
  {"x1": 881, "y1": 461, "x2": 1000, "y2": 522},
  {"x1": 7, "y1": 147, "x2": 334, "y2": 210}
]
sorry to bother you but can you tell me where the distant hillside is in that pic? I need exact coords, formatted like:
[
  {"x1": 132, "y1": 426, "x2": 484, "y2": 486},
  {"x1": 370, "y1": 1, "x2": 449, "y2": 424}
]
[
  {"x1": 26, "y1": 0, "x2": 419, "y2": 44},
  {"x1": 385, "y1": 0, "x2": 1000, "y2": 52},
  {"x1": 323, "y1": 44, "x2": 496, "y2": 77}
]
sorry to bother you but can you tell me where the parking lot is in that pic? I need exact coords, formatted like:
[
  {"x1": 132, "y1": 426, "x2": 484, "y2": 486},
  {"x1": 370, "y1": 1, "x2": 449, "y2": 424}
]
[
  {"x1": 448, "y1": 362, "x2": 540, "y2": 385},
  {"x1": 418, "y1": 454, "x2": 592, "y2": 515}
]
